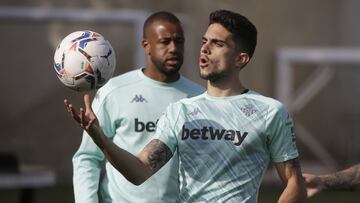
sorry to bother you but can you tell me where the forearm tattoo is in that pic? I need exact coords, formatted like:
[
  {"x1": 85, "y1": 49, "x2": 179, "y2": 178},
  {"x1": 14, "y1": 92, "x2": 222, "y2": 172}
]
[
  {"x1": 143, "y1": 139, "x2": 173, "y2": 171},
  {"x1": 322, "y1": 164, "x2": 360, "y2": 191}
]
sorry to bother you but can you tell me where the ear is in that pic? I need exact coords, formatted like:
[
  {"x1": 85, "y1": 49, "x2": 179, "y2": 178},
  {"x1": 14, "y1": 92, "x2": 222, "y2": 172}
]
[
  {"x1": 142, "y1": 39, "x2": 151, "y2": 55},
  {"x1": 236, "y1": 53, "x2": 250, "y2": 70}
]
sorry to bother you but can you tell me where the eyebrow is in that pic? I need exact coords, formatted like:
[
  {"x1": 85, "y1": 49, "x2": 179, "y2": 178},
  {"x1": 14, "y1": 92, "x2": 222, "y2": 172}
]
[
  {"x1": 159, "y1": 35, "x2": 184, "y2": 40},
  {"x1": 202, "y1": 36, "x2": 226, "y2": 44}
]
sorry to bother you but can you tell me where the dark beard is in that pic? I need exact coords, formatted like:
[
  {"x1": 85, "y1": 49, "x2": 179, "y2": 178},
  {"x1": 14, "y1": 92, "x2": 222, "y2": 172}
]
[
  {"x1": 152, "y1": 58, "x2": 182, "y2": 76},
  {"x1": 200, "y1": 70, "x2": 228, "y2": 82}
]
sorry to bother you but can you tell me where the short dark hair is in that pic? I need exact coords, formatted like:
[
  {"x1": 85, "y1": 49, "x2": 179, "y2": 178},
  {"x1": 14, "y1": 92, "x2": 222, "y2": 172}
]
[
  {"x1": 209, "y1": 10, "x2": 257, "y2": 58},
  {"x1": 143, "y1": 11, "x2": 181, "y2": 38}
]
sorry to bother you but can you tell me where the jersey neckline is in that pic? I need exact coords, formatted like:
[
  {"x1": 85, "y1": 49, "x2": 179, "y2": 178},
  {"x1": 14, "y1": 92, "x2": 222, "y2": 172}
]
[
  {"x1": 137, "y1": 68, "x2": 184, "y2": 87},
  {"x1": 204, "y1": 89, "x2": 251, "y2": 101}
]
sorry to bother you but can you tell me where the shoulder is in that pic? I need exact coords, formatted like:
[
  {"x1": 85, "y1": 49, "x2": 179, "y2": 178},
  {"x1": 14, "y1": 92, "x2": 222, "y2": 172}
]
[
  {"x1": 92, "y1": 69, "x2": 142, "y2": 108},
  {"x1": 160, "y1": 94, "x2": 205, "y2": 124},
  {"x1": 246, "y1": 90, "x2": 285, "y2": 109},
  {"x1": 177, "y1": 76, "x2": 206, "y2": 95},
  {"x1": 94, "y1": 69, "x2": 142, "y2": 100},
  {"x1": 103, "y1": 69, "x2": 142, "y2": 92},
  {"x1": 243, "y1": 91, "x2": 293, "y2": 133},
  {"x1": 245, "y1": 90, "x2": 288, "y2": 118},
  {"x1": 168, "y1": 93, "x2": 206, "y2": 111}
]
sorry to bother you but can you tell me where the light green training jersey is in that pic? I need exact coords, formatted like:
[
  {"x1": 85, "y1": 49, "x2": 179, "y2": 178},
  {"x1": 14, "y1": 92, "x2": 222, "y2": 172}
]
[
  {"x1": 73, "y1": 69, "x2": 205, "y2": 203},
  {"x1": 154, "y1": 90, "x2": 299, "y2": 203}
]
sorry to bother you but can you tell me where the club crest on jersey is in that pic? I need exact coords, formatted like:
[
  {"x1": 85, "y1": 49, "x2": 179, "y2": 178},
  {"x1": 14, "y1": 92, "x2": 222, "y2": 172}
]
[
  {"x1": 240, "y1": 104, "x2": 257, "y2": 117},
  {"x1": 131, "y1": 94, "x2": 148, "y2": 103}
]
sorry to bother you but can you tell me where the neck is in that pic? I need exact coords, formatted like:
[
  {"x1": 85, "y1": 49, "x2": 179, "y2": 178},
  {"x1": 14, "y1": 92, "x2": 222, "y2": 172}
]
[
  {"x1": 206, "y1": 76, "x2": 246, "y2": 97},
  {"x1": 143, "y1": 66, "x2": 179, "y2": 83}
]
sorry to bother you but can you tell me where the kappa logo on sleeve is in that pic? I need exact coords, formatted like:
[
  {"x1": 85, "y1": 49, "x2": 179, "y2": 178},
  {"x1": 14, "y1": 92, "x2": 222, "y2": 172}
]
[
  {"x1": 188, "y1": 107, "x2": 202, "y2": 116},
  {"x1": 131, "y1": 94, "x2": 148, "y2": 103}
]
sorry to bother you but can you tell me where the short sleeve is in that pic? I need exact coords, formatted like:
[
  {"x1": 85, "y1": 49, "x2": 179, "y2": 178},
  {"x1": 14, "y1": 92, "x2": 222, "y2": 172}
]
[{"x1": 266, "y1": 104, "x2": 299, "y2": 163}]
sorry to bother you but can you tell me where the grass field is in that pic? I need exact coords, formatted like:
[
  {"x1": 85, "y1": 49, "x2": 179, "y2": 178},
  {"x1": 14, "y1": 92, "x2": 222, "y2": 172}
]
[{"x1": 0, "y1": 185, "x2": 359, "y2": 203}]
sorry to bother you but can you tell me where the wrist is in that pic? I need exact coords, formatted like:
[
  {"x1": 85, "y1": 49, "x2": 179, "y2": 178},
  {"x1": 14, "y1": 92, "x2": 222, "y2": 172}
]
[
  {"x1": 318, "y1": 175, "x2": 331, "y2": 191},
  {"x1": 86, "y1": 125, "x2": 107, "y2": 150}
]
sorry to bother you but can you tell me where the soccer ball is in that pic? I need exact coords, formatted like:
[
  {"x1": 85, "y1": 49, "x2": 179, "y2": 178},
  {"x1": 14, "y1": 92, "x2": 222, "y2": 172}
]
[{"x1": 54, "y1": 30, "x2": 116, "y2": 91}]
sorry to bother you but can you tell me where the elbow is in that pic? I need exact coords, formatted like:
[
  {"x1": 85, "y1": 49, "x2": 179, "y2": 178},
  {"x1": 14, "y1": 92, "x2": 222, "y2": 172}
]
[
  {"x1": 297, "y1": 176, "x2": 307, "y2": 202},
  {"x1": 295, "y1": 181, "x2": 307, "y2": 202},
  {"x1": 279, "y1": 178, "x2": 307, "y2": 203},
  {"x1": 299, "y1": 185, "x2": 307, "y2": 202},
  {"x1": 278, "y1": 189, "x2": 306, "y2": 203},
  {"x1": 126, "y1": 175, "x2": 148, "y2": 186},
  {"x1": 291, "y1": 180, "x2": 307, "y2": 202},
  {"x1": 131, "y1": 178, "x2": 145, "y2": 186},
  {"x1": 133, "y1": 181, "x2": 144, "y2": 186},
  {"x1": 294, "y1": 190, "x2": 307, "y2": 203}
]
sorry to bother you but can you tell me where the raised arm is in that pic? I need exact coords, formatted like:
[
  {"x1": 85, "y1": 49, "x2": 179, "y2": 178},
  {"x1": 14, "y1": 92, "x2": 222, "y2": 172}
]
[
  {"x1": 303, "y1": 163, "x2": 360, "y2": 198},
  {"x1": 64, "y1": 95, "x2": 173, "y2": 185},
  {"x1": 274, "y1": 158, "x2": 306, "y2": 203}
]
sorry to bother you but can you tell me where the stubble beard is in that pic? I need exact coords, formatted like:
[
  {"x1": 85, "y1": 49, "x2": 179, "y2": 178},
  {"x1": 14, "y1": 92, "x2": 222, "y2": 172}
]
[
  {"x1": 152, "y1": 57, "x2": 182, "y2": 76},
  {"x1": 200, "y1": 68, "x2": 228, "y2": 82}
]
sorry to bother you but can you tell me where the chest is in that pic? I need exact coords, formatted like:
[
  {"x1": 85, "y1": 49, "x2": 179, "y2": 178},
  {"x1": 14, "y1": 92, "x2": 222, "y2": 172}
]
[{"x1": 176, "y1": 102, "x2": 269, "y2": 155}]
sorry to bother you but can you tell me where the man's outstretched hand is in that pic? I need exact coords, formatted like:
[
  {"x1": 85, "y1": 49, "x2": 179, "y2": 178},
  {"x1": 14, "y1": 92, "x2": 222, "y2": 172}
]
[{"x1": 64, "y1": 94, "x2": 98, "y2": 133}]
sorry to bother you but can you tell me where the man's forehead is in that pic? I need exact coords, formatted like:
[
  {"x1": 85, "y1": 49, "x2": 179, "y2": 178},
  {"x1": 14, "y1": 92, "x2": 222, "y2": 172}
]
[
  {"x1": 149, "y1": 21, "x2": 182, "y2": 31},
  {"x1": 154, "y1": 24, "x2": 172, "y2": 33},
  {"x1": 204, "y1": 23, "x2": 232, "y2": 40}
]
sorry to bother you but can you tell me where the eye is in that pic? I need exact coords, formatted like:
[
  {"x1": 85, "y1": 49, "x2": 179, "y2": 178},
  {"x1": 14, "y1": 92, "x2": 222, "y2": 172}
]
[
  {"x1": 159, "y1": 39, "x2": 170, "y2": 45},
  {"x1": 215, "y1": 41, "x2": 224, "y2": 47}
]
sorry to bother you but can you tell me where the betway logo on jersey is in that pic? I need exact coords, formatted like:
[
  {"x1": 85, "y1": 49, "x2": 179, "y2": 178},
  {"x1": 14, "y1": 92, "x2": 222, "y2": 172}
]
[
  {"x1": 181, "y1": 125, "x2": 248, "y2": 146},
  {"x1": 135, "y1": 118, "x2": 158, "y2": 132}
]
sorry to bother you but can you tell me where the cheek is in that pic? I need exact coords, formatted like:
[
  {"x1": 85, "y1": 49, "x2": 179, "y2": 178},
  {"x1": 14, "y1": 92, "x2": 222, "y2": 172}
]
[
  {"x1": 156, "y1": 46, "x2": 167, "y2": 56},
  {"x1": 213, "y1": 56, "x2": 226, "y2": 69},
  {"x1": 151, "y1": 47, "x2": 164, "y2": 57},
  {"x1": 219, "y1": 53, "x2": 235, "y2": 67}
]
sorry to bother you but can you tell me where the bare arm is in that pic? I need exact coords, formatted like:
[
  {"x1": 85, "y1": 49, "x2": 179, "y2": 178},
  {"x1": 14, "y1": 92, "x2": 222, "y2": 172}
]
[
  {"x1": 101, "y1": 137, "x2": 173, "y2": 185},
  {"x1": 64, "y1": 95, "x2": 173, "y2": 185},
  {"x1": 303, "y1": 163, "x2": 360, "y2": 198},
  {"x1": 275, "y1": 158, "x2": 306, "y2": 203}
]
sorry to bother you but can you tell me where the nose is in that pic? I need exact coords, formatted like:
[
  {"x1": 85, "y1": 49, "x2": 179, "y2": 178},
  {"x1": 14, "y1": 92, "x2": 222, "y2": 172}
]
[
  {"x1": 168, "y1": 41, "x2": 178, "y2": 53},
  {"x1": 200, "y1": 43, "x2": 210, "y2": 55}
]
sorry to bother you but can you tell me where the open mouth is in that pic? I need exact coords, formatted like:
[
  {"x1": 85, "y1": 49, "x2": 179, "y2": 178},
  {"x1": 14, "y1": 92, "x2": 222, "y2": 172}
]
[{"x1": 199, "y1": 56, "x2": 209, "y2": 67}]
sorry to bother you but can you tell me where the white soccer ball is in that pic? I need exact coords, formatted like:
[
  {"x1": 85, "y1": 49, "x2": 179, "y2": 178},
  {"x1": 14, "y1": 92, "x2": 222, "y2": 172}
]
[{"x1": 54, "y1": 30, "x2": 116, "y2": 91}]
